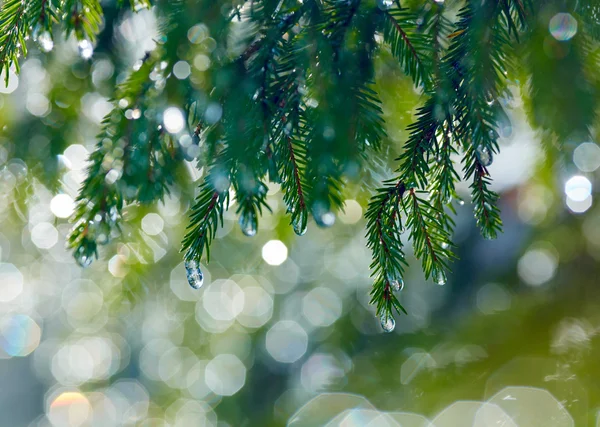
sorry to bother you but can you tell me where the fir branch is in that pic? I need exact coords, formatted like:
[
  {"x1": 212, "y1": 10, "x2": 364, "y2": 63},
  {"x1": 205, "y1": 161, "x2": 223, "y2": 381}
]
[
  {"x1": 0, "y1": 0, "x2": 30, "y2": 82},
  {"x1": 366, "y1": 180, "x2": 408, "y2": 318},
  {"x1": 380, "y1": 5, "x2": 434, "y2": 89},
  {"x1": 405, "y1": 188, "x2": 454, "y2": 282},
  {"x1": 182, "y1": 181, "x2": 229, "y2": 262},
  {"x1": 63, "y1": 0, "x2": 103, "y2": 41}
]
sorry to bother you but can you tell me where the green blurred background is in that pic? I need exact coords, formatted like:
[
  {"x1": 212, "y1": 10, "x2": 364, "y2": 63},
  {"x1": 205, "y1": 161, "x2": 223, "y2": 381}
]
[{"x1": 1, "y1": 2, "x2": 599, "y2": 427}]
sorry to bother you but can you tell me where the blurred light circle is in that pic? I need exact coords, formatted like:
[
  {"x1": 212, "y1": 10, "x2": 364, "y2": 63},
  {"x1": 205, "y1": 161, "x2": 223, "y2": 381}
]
[
  {"x1": 573, "y1": 142, "x2": 600, "y2": 172},
  {"x1": 488, "y1": 386, "x2": 574, "y2": 426},
  {"x1": 205, "y1": 354, "x2": 246, "y2": 396},
  {"x1": 202, "y1": 279, "x2": 245, "y2": 322},
  {"x1": 262, "y1": 240, "x2": 288, "y2": 266},
  {"x1": 187, "y1": 24, "x2": 208, "y2": 44},
  {"x1": 566, "y1": 194, "x2": 592, "y2": 214},
  {"x1": 108, "y1": 255, "x2": 129, "y2": 278},
  {"x1": 237, "y1": 286, "x2": 273, "y2": 328},
  {"x1": 0, "y1": 263, "x2": 24, "y2": 302},
  {"x1": 186, "y1": 360, "x2": 211, "y2": 399},
  {"x1": 476, "y1": 283, "x2": 512, "y2": 315},
  {"x1": 551, "y1": 318, "x2": 593, "y2": 354},
  {"x1": 302, "y1": 287, "x2": 343, "y2": 327},
  {"x1": 51, "y1": 343, "x2": 96, "y2": 385},
  {"x1": 141, "y1": 213, "x2": 164, "y2": 236},
  {"x1": 194, "y1": 54, "x2": 211, "y2": 71},
  {"x1": 62, "y1": 280, "x2": 104, "y2": 324},
  {"x1": 265, "y1": 320, "x2": 308, "y2": 363},
  {"x1": 63, "y1": 144, "x2": 89, "y2": 171},
  {"x1": 50, "y1": 194, "x2": 75, "y2": 218},
  {"x1": 109, "y1": 379, "x2": 150, "y2": 423},
  {"x1": 564, "y1": 175, "x2": 592, "y2": 202},
  {"x1": 400, "y1": 352, "x2": 436, "y2": 384},
  {"x1": 339, "y1": 199, "x2": 363, "y2": 224},
  {"x1": 26, "y1": 93, "x2": 50, "y2": 117},
  {"x1": 139, "y1": 339, "x2": 171, "y2": 381},
  {"x1": 48, "y1": 391, "x2": 91, "y2": 427},
  {"x1": 0, "y1": 314, "x2": 41, "y2": 357},
  {"x1": 0, "y1": 71, "x2": 18, "y2": 94},
  {"x1": 173, "y1": 61, "x2": 191, "y2": 79},
  {"x1": 288, "y1": 393, "x2": 376, "y2": 427},
  {"x1": 301, "y1": 353, "x2": 348, "y2": 392},
  {"x1": 432, "y1": 401, "x2": 515, "y2": 427},
  {"x1": 31, "y1": 222, "x2": 58, "y2": 249},
  {"x1": 517, "y1": 248, "x2": 557, "y2": 286},
  {"x1": 549, "y1": 13, "x2": 578, "y2": 41},
  {"x1": 326, "y1": 409, "x2": 397, "y2": 426},
  {"x1": 163, "y1": 107, "x2": 185, "y2": 133},
  {"x1": 204, "y1": 103, "x2": 223, "y2": 124}
]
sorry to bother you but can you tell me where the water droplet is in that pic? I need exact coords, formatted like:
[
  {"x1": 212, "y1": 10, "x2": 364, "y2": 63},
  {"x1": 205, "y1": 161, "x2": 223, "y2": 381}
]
[
  {"x1": 377, "y1": 0, "x2": 393, "y2": 9},
  {"x1": 458, "y1": 199, "x2": 465, "y2": 206},
  {"x1": 185, "y1": 259, "x2": 204, "y2": 289},
  {"x1": 380, "y1": 314, "x2": 395, "y2": 333},
  {"x1": 74, "y1": 247, "x2": 92, "y2": 268},
  {"x1": 434, "y1": 270, "x2": 447, "y2": 285},
  {"x1": 441, "y1": 242, "x2": 449, "y2": 249},
  {"x1": 476, "y1": 145, "x2": 493, "y2": 166},
  {"x1": 239, "y1": 210, "x2": 258, "y2": 237},
  {"x1": 37, "y1": 32, "x2": 54, "y2": 52},
  {"x1": 389, "y1": 277, "x2": 404, "y2": 292},
  {"x1": 292, "y1": 209, "x2": 308, "y2": 236},
  {"x1": 78, "y1": 39, "x2": 94, "y2": 59}
]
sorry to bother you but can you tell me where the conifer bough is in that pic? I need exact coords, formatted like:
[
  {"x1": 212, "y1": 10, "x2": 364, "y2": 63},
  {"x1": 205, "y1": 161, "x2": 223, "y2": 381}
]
[{"x1": 3, "y1": 0, "x2": 599, "y2": 331}]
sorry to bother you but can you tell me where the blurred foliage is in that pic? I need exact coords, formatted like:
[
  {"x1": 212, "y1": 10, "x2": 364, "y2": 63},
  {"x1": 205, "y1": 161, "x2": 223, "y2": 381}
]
[{"x1": 0, "y1": 1, "x2": 599, "y2": 427}]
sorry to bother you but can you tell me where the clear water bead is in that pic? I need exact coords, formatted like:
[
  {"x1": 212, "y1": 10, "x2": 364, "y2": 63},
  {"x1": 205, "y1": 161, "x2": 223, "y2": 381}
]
[
  {"x1": 476, "y1": 145, "x2": 493, "y2": 166},
  {"x1": 380, "y1": 314, "x2": 396, "y2": 333},
  {"x1": 37, "y1": 32, "x2": 54, "y2": 52},
  {"x1": 239, "y1": 211, "x2": 258, "y2": 237},
  {"x1": 292, "y1": 209, "x2": 308, "y2": 236},
  {"x1": 185, "y1": 260, "x2": 204, "y2": 290},
  {"x1": 389, "y1": 277, "x2": 404, "y2": 292},
  {"x1": 434, "y1": 270, "x2": 447, "y2": 286},
  {"x1": 78, "y1": 39, "x2": 94, "y2": 59},
  {"x1": 74, "y1": 247, "x2": 92, "y2": 268}
]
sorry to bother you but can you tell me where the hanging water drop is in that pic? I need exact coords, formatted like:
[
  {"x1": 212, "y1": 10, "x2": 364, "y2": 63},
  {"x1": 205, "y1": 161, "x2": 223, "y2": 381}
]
[
  {"x1": 389, "y1": 277, "x2": 404, "y2": 292},
  {"x1": 239, "y1": 210, "x2": 258, "y2": 237},
  {"x1": 476, "y1": 145, "x2": 493, "y2": 166},
  {"x1": 292, "y1": 209, "x2": 308, "y2": 236},
  {"x1": 78, "y1": 39, "x2": 94, "y2": 59},
  {"x1": 380, "y1": 314, "x2": 395, "y2": 333},
  {"x1": 74, "y1": 247, "x2": 92, "y2": 268},
  {"x1": 185, "y1": 259, "x2": 204, "y2": 289},
  {"x1": 434, "y1": 270, "x2": 447, "y2": 286},
  {"x1": 37, "y1": 31, "x2": 54, "y2": 52},
  {"x1": 441, "y1": 241, "x2": 449, "y2": 250}
]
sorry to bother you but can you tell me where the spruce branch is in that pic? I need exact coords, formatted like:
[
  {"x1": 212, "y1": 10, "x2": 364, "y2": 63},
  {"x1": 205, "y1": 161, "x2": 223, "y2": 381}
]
[
  {"x1": 63, "y1": 0, "x2": 103, "y2": 41},
  {"x1": 366, "y1": 180, "x2": 408, "y2": 319},
  {"x1": 380, "y1": 4, "x2": 434, "y2": 89}
]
